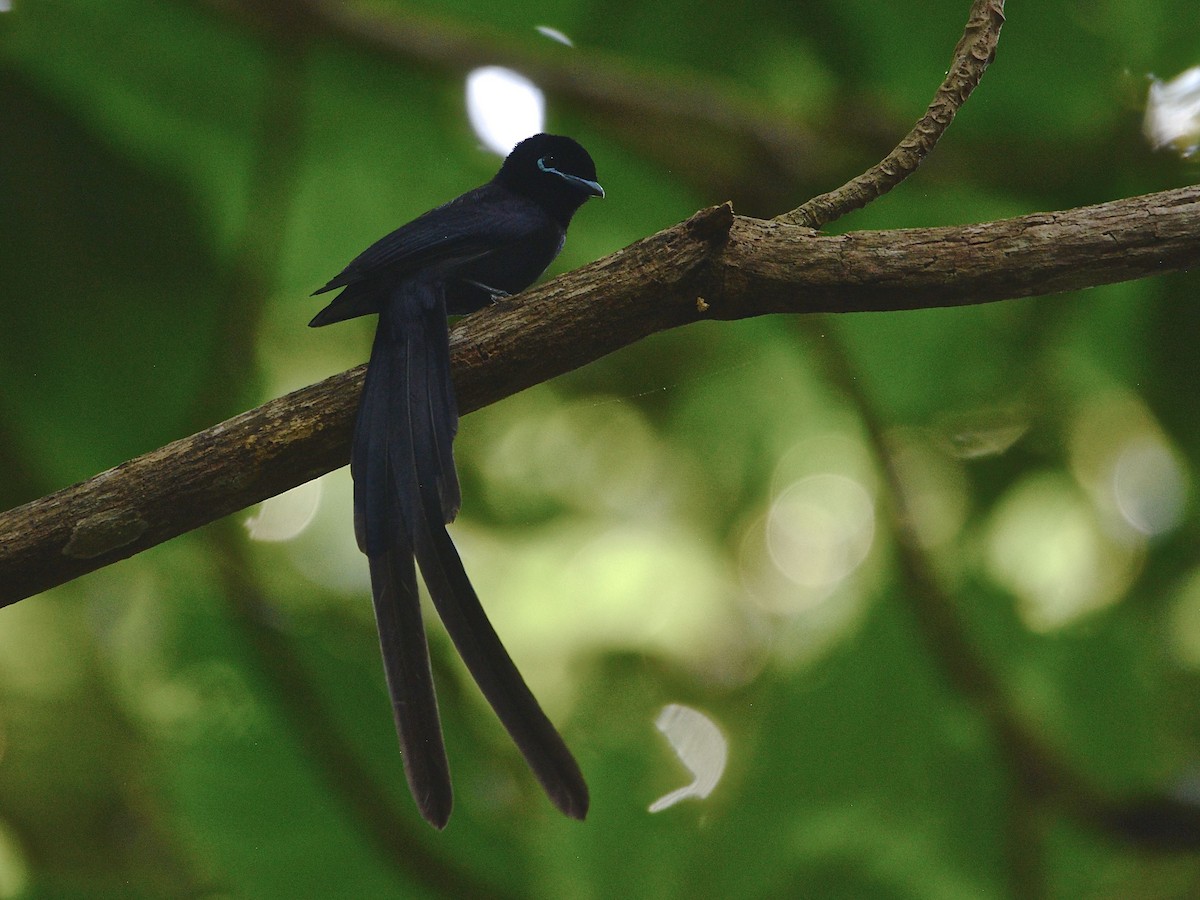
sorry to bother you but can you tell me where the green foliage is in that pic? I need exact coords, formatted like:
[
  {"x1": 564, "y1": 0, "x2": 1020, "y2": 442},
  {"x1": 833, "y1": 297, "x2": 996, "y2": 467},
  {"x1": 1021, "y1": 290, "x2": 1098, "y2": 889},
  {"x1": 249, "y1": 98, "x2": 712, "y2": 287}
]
[{"x1": 3, "y1": 0, "x2": 1200, "y2": 896}]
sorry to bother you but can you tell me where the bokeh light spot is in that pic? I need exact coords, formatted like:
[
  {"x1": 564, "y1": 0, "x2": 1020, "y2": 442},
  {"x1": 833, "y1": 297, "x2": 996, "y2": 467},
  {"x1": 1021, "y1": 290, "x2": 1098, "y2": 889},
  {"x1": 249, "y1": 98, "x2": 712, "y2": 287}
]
[
  {"x1": 0, "y1": 820, "x2": 29, "y2": 899},
  {"x1": 1068, "y1": 389, "x2": 1189, "y2": 539},
  {"x1": 885, "y1": 427, "x2": 969, "y2": 549},
  {"x1": 766, "y1": 474, "x2": 875, "y2": 592},
  {"x1": 476, "y1": 394, "x2": 668, "y2": 519},
  {"x1": 649, "y1": 704, "x2": 727, "y2": 812},
  {"x1": 1112, "y1": 436, "x2": 1188, "y2": 536},
  {"x1": 1167, "y1": 568, "x2": 1200, "y2": 669},
  {"x1": 933, "y1": 407, "x2": 1029, "y2": 459},
  {"x1": 985, "y1": 473, "x2": 1138, "y2": 631},
  {"x1": 535, "y1": 25, "x2": 574, "y2": 46},
  {"x1": 244, "y1": 477, "x2": 322, "y2": 543},
  {"x1": 466, "y1": 67, "x2": 545, "y2": 156},
  {"x1": 1145, "y1": 66, "x2": 1200, "y2": 159}
]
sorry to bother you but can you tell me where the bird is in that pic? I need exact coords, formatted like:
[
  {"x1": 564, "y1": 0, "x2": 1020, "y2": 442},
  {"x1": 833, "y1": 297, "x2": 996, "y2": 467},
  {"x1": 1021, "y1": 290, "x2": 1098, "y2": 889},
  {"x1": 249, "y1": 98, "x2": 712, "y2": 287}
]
[{"x1": 310, "y1": 133, "x2": 603, "y2": 829}]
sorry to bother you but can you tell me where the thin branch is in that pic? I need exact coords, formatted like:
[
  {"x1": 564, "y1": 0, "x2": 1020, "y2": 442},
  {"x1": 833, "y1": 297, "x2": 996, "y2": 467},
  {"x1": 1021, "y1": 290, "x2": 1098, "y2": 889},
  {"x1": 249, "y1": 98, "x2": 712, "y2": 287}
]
[
  {"x1": 286, "y1": 0, "x2": 786, "y2": 141},
  {"x1": 2, "y1": 186, "x2": 1200, "y2": 604},
  {"x1": 809, "y1": 322, "x2": 1200, "y2": 853},
  {"x1": 775, "y1": 0, "x2": 1006, "y2": 228},
  {"x1": 198, "y1": 0, "x2": 876, "y2": 213},
  {"x1": 806, "y1": 328, "x2": 1047, "y2": 893}
]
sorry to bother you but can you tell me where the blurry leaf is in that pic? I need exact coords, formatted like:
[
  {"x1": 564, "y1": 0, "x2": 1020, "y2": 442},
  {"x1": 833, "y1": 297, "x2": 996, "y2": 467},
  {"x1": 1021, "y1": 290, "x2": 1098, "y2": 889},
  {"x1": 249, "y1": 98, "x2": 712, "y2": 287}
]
[{"x1": 0, "y1": 68, "x2": 226, "y2": 493}]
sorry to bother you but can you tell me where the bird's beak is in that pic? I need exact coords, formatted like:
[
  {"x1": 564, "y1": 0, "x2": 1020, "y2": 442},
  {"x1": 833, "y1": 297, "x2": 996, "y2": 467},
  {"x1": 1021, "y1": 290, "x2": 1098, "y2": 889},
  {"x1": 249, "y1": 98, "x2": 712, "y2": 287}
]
[
  {"x1": 538, "y1": 157, "x2": 605, "y2": 198},
  {"x1": 568, "y1": 174, "x2": 605, "y2": 198}
]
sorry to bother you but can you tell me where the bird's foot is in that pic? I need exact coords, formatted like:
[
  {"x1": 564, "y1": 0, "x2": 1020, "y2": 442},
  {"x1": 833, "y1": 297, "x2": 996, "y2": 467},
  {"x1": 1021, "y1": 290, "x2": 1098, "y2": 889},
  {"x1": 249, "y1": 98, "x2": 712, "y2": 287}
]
[{"x1": 461, "y1": 280, "x2": 512, "y2": 304}]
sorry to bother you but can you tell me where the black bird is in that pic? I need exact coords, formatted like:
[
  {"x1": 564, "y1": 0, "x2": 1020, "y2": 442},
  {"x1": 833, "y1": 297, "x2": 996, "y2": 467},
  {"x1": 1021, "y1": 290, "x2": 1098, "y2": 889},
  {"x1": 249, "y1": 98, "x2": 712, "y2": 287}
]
[{"x1": 310, "y1": 134, "x2": 603, "y2": 828}]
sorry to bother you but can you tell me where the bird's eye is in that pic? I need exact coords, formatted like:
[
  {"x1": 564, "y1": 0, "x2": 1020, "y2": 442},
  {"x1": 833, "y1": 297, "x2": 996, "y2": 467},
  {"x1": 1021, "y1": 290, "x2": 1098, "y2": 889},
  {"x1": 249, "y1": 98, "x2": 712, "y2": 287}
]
[{"x1": 537, "y1": 155, "x2": 557, "y2": 173}]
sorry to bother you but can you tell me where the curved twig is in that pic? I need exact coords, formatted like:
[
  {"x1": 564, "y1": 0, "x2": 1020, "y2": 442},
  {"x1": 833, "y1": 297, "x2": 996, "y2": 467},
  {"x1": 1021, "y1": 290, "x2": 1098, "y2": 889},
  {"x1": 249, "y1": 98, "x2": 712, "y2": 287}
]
[{"x1": 775, "y1": 0, "x2": 1006, "y2": 228}]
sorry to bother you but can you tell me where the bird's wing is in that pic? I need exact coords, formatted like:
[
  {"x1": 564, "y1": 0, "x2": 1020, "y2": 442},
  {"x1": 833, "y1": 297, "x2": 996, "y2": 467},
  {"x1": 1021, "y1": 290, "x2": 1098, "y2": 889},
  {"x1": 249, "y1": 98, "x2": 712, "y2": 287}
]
[
  {"x1": 313, "y1": 187, "x2": 540, "y2": 293},
  {"x1": 309, "y1": 190, "x2": 544, "y2": 327}
]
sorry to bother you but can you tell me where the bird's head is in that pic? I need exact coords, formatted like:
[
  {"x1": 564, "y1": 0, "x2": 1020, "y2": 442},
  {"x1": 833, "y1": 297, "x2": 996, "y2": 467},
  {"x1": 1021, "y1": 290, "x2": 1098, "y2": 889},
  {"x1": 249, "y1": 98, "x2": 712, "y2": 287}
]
[{"x1": 497, "y1": 133, "x2": 603, "y2": 223}]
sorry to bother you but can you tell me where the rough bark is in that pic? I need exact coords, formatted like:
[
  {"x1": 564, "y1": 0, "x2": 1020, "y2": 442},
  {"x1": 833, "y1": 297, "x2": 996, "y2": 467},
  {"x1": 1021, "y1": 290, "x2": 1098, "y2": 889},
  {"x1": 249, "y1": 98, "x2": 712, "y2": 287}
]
[{"x1": 2, "y1": 185, "x2": 1199, "y2": 604}]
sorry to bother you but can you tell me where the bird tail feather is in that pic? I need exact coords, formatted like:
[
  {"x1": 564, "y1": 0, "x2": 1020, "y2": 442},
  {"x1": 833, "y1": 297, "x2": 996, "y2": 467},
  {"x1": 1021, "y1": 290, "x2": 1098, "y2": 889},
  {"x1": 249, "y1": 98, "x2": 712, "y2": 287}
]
[
  {"x1": 354, "y1": 286, "x2": 455, "y2": 827},
  {"x1": 405, "y1": 299, "x2": 588, "y2": 818},
  {"x1": 357, "y1": 281, "x2": 587, "y2": 825}
]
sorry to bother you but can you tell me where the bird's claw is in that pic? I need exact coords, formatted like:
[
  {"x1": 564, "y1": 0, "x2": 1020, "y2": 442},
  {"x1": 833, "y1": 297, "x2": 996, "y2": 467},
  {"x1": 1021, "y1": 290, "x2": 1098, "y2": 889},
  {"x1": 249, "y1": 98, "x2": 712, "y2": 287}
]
[{"x1": 461, "y1": 279, "x2": 511, "y2": 304}]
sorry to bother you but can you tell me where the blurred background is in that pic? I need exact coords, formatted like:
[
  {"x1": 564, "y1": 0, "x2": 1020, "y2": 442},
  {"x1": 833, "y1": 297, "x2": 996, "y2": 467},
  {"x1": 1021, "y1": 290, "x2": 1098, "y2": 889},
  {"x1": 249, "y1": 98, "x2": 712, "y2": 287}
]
[{"x1": 4, "y1": 0, "x2": 1200, "y2": 897}]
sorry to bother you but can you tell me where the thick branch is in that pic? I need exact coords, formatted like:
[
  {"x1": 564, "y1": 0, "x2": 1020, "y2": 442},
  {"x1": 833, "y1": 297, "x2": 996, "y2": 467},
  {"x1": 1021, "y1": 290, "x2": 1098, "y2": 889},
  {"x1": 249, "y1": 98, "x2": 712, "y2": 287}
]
[
  {"x1": 2, "y1": 186, "x2": 1199, "y2": 604},
  {"x1": 727, "y1": 184, "x2": 1200, "y2": 314}
]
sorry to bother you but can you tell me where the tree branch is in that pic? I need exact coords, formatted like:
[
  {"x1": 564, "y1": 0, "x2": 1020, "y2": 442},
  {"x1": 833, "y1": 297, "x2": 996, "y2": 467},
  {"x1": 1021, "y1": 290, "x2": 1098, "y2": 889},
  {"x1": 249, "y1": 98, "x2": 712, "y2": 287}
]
[
  {"x1": 2, "y1": 186, "x2": 1199, "y2": 604},
  {"x1": 776, "y1": 0, "x2": 1006, "y2": 228},
  {"x1": 199, "y1": 0, "x2": 858, "y2": 212}
]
